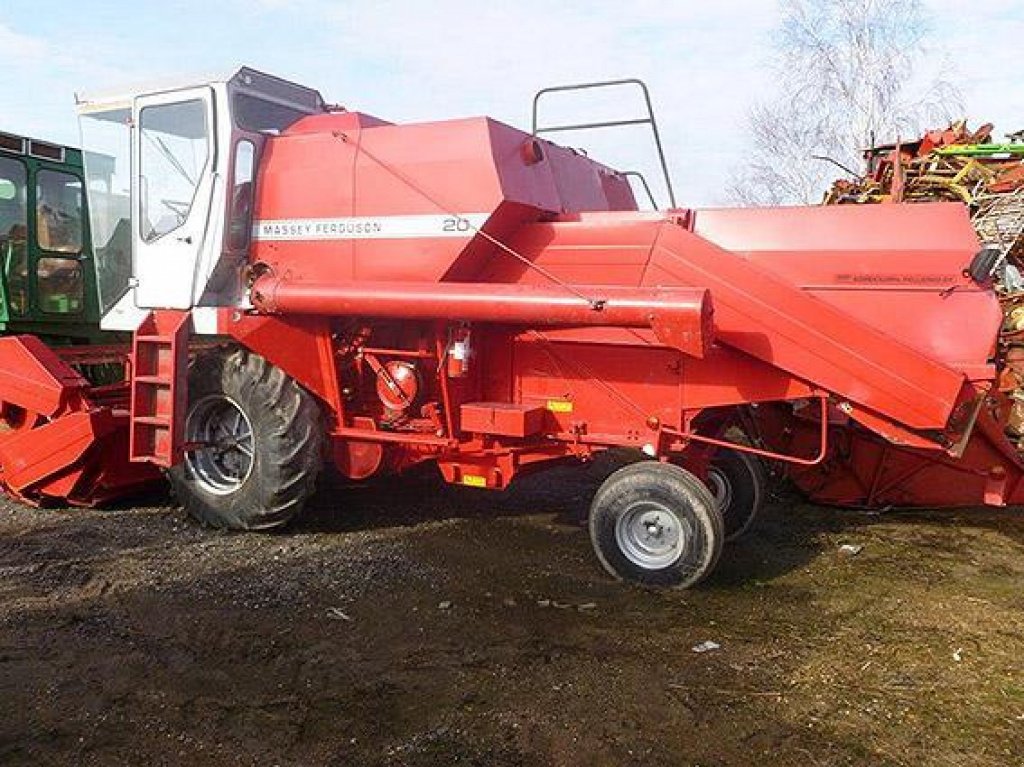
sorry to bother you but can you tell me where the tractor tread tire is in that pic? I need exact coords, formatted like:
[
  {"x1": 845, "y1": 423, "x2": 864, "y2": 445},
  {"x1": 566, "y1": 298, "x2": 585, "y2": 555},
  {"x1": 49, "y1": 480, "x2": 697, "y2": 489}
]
[{"x1": 168, "y1": 350, "x2": 323, "y2": 531}]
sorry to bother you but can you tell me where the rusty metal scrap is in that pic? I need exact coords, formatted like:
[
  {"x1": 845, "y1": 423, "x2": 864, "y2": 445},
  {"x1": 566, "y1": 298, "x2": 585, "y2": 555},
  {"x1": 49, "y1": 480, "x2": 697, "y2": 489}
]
[
  {"x1": 824, "y1": 120, "x2": 1024, "y2": 263},
  {"x1": 824, "y1": 120, "x2": 1024, "y2": 207}
]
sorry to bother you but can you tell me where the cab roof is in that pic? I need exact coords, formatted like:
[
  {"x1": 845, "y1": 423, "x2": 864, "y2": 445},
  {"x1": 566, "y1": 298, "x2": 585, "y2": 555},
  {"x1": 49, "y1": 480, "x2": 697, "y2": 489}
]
[{"x1": 75, "y1": 66, "x2": 325, "y2": 117}]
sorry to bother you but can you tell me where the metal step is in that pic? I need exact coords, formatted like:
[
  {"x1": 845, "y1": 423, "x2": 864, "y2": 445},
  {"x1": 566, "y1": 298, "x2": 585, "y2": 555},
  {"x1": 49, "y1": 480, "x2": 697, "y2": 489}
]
[{"x1": 129, "y1": 310, "x2": 192, "y2": 467}]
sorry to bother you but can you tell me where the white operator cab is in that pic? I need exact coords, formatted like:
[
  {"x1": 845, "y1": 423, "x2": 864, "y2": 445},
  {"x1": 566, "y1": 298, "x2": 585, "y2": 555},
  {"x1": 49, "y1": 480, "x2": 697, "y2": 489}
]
[{"x1": 75, "y1": 67, "x2": 325, "y2": 332}]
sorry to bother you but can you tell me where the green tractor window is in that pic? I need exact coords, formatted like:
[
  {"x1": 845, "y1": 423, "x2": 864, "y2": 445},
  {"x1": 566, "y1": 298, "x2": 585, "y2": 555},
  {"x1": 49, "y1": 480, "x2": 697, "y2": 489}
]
[
  {"x1": 37, "y1": 170, "x2": 83, "y2": 254},
  {"x1": 0, "y1": 156, "x2": 28, "y2": 315},
  {"x1": 36, "y1": 170, "x2": 84, "y2": 314},
  {"x1": 37, "y1": 256, "x2": 84, "y2": 314}
]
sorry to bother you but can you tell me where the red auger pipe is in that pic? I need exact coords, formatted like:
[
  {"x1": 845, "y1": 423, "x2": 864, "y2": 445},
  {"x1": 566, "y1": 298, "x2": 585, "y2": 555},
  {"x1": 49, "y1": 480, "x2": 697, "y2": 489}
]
[{"x1": 250, "y1": 277, "x2": 713, "y2": 357}]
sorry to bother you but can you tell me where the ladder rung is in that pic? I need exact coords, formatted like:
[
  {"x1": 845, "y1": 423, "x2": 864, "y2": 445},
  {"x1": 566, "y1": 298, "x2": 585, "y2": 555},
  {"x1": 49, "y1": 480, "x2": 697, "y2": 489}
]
[
  {"x1": 134, "y1": 375, "x2": 172, "y2": 385},
  {"x1": 133, "y1": 416, "x2": 170, "y2": 427}
]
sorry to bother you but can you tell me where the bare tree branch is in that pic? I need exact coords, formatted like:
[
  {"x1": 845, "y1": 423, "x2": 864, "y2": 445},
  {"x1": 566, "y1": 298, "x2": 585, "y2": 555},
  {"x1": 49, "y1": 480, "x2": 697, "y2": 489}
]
[{"x1": 729, "y1": 0, "x2": 962, "y2": 206}]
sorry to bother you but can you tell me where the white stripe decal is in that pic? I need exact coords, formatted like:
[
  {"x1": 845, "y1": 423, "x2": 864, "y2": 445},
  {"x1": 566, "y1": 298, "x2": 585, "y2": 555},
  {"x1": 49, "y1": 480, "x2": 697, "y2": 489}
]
[{"x1": 252, "y1": 213, "x2": 490, "y2": 242}]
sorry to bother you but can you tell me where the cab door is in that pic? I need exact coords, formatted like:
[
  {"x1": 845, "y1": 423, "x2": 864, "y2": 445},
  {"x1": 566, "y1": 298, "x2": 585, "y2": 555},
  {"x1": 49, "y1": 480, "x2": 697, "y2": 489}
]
[{"x1": 132, "y1": 88, "x2": 216, "y2": 308}]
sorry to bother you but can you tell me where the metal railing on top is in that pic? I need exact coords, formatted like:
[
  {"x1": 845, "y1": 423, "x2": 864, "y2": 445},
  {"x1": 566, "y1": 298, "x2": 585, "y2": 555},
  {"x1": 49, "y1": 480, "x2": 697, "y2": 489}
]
[{"x1": 531, "y1": 78, "x2": 676, "y2": 210}]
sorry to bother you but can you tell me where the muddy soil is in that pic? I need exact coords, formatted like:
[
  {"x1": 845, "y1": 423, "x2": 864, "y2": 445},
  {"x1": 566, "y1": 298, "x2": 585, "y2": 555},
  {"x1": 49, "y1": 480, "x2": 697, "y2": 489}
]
[{"x1": 1, "y1": 458, "x2": 1022, "y2": 766}]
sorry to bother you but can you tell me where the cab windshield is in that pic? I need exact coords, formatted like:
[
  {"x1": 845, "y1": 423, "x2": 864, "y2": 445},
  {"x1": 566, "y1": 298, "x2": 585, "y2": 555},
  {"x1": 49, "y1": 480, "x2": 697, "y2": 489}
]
[{"x1": 79, "y1": 106, "x2": 132, "y2": 313}]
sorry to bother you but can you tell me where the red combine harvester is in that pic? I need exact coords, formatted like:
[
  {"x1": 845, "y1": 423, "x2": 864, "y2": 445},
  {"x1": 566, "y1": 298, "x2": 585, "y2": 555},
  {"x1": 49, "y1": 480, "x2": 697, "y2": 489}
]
[{"x1": 0, "y1": 69, "x2": 1014, "y2": 587}]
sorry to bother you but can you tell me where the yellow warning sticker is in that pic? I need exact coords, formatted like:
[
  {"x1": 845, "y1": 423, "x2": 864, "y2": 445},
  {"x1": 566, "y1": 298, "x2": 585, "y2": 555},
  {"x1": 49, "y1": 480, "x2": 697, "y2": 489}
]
[
  {"x1": 462, "y1": 474, "x2": 487, "y2": 488},
  {"x1": 547, "y1": 399, "x2": 573, "y2": 413}
]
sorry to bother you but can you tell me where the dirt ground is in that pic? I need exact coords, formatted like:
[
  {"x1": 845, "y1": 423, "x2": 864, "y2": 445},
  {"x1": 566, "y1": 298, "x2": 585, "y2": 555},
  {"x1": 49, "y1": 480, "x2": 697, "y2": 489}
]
[{"x1": 1, "y1": 458, "x2": 1022, "y2": 766}]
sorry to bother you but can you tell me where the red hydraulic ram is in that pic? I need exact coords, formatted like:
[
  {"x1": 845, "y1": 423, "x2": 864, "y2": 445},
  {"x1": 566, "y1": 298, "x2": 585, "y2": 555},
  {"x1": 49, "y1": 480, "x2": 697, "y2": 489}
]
[{"x1": 250, "y1": 278, "x2": 713, "y2": 357}]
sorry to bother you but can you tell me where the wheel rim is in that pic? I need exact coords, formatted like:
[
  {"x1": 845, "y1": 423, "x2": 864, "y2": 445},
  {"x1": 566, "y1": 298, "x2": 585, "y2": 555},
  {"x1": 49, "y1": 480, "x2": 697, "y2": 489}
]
[
  {"x1": 707, "y1": 467, "x2": 732, "y2": 514},
  {"x1": 614, "y1": 501, "x2": 687, "y2": 569},
  {"x1": 185, "y1": 394, "x2": 255, "y2": 495}
]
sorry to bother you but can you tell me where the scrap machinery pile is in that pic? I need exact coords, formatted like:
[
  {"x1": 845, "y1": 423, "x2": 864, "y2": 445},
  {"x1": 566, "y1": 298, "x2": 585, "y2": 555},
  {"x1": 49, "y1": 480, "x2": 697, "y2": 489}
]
[
  {"x1": 824, "y1": 121, "x2": 1024, "y2": 202},
  {"x1": 825, "y1": 120, "x2": 1024, "y2": 264}
]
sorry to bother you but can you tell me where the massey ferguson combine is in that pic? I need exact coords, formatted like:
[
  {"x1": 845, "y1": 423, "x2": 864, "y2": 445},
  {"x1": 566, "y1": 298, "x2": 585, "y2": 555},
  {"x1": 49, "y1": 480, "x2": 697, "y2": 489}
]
[{"x1": 0, "y1": 68, "x2": 1015, "y2": 588}]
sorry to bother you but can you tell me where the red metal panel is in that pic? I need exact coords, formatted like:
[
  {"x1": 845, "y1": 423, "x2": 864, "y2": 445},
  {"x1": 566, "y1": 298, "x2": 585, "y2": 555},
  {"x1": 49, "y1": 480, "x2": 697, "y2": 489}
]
[
  {"x1": 646, "y1": 220, "x2": 968, "y2": 431},
  {"x1": 0, "y1": 411, "x2": 109, "y2": 496},
  {"x1": 692, "y1": 203, "x2": 1001, "y2": 377},
  {"x1": 460, "y1": 402, "x2": 546, "y2": 437},
  {"x1": 252, "y1": 115, "x2": 636, "y2": 288},
  {"x1": 471, "y1": 213, "x2": 968, "y2": 433},
  {"x1": 680, "y1": 346, "x2": 816, "y2": 409},
  {"x1": 765, "y1": 405, "x2": 1024, "y2": 508},
  {"x1": 510, "y1": 335, "x2": 686, "y2": 441},
  {"x1": 0, "y1": 335, "x2": 88, "y2": 418},
  {"x1": 483, "y1": 212, "x2": 664, "y2": 286},
  {"x1": 225, "y1": 314, "x2": 343, "y2": 413},
  {"x1": 0, "y1": 383, "x2": 160, "y2": 507}
]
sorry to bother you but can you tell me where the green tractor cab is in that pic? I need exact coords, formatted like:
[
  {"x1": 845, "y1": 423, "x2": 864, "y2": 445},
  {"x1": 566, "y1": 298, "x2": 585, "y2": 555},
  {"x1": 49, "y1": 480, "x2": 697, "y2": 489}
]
[{"x1": 0, "y1": 130, "x2": 107, "y2": 344}]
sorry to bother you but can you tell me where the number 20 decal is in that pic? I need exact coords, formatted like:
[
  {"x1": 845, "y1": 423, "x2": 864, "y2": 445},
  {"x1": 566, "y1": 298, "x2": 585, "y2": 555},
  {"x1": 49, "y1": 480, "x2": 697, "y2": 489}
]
[{"x1": 442, "y1": 216, "x2": 473, "y2": 233}]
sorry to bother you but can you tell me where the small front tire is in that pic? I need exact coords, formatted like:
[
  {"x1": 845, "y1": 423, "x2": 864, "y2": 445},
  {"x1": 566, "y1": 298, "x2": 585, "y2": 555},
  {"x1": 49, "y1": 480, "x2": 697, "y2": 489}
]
[{"x1": 589, "y1": 461, "x2": 723, "y2": 588}]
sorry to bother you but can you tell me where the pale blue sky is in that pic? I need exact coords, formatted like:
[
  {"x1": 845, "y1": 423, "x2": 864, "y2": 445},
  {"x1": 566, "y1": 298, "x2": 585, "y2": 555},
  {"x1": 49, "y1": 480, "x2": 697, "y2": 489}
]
[{"x1": 2, "y1": 0, "x2": 1021, "y2": 205}]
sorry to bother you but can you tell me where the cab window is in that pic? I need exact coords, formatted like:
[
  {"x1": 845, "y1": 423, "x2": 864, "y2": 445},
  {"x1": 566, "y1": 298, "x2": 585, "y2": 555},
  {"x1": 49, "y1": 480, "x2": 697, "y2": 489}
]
[
  {"x1": 139, "y1": 99, "x2": 209, "y2": 242},
  {"x1": 227, "y1": 140, "x2": 255, "y2": 252},
  {"x1": 37, "y1": 256, "x2": 84, "y2": 314},
  {"x1": 36, "y1": 169, "x2": 83, "y2": 253},
  {"x1": 36, "y1": 169, "x2": 85, "y2": 314},
  {"x1": 0, "y1": 156, "x2": 28, "y2": 314},
  {"x1": 233, "y1": 93, "x2": 306, "y2": 133}
]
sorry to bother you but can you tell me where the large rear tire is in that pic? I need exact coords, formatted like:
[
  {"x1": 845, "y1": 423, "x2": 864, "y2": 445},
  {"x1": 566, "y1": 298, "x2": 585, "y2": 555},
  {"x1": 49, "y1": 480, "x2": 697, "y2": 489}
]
[
  {"x1": 168, "y1": 350, "x2": 323, "y2": 530},
  {"x1": 589, "y1": 461, "x2": 723, "y2": 588}
]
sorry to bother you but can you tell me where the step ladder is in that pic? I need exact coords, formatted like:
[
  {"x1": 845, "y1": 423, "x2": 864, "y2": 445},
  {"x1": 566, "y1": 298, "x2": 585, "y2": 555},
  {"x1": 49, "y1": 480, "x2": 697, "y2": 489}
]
[{"x1": 129, "y1": 310, "x2": 191, "y2": 466}]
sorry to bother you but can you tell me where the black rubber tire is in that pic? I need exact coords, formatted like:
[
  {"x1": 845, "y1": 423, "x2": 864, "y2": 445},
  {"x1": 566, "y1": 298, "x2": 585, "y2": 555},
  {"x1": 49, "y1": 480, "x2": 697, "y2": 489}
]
[
  {"x1": 589, "y1": 461, "x2": 724, "y2": 588},
  {"x1": 168, "y1": 350, "x2": 323, "y2": 530},
  {"x1": 709, "y1": 449, "x2": 766, "y2": 542}
]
